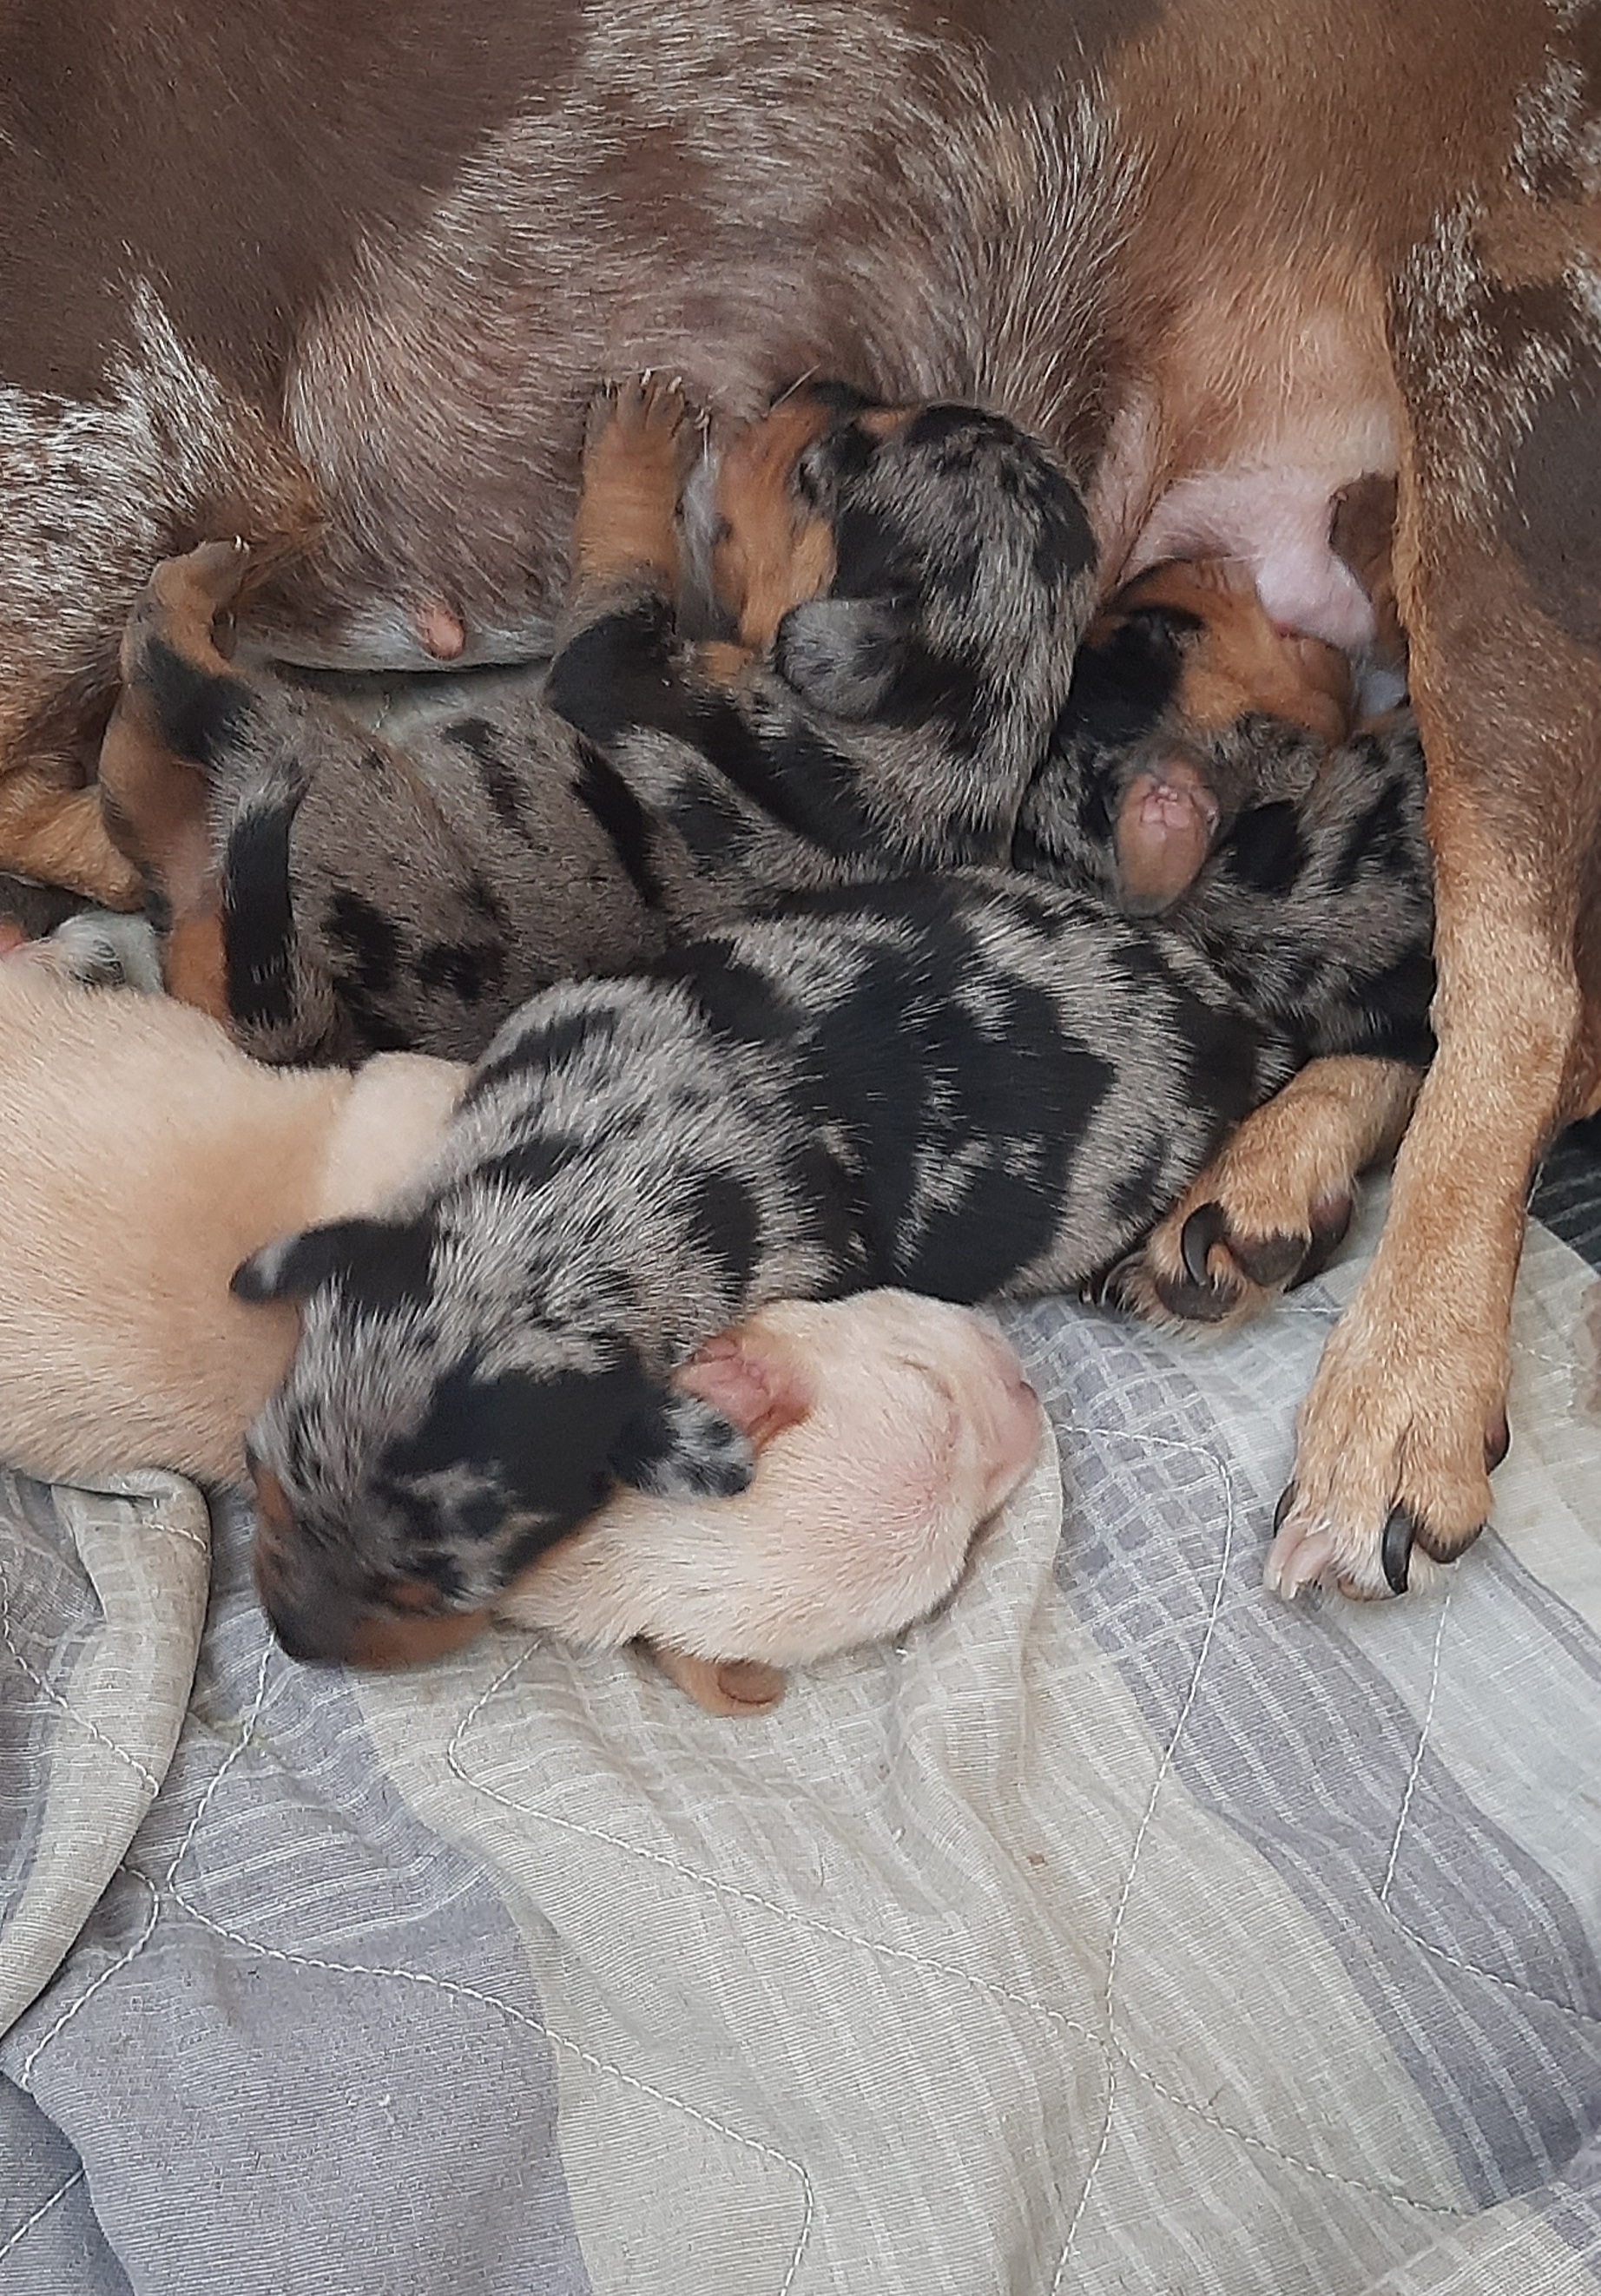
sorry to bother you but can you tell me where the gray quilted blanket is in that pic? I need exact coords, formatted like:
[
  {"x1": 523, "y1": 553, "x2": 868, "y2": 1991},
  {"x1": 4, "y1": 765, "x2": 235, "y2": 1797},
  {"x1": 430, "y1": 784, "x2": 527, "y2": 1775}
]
[{"x1": 3, "y1": 1147, "x2": 1600, "y2": 2295}]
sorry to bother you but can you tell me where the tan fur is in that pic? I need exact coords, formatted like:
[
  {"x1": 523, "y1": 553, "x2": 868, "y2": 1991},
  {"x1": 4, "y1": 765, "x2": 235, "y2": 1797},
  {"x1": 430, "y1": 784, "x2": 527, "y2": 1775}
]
[
  {"x1": 710, "y1": 392, "x2": 839, "y2": 650},
  {"x1": 1119, "y1": 1057, "x2": 1424, "y2": 1337},
  {"x1": 0, "y1": 969, "x2": 465, "y2": 1488}
]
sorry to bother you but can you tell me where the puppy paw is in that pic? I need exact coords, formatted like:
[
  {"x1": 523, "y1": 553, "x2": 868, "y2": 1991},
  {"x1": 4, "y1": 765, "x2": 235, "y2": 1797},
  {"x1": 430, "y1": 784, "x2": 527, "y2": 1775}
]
[
  {"x1": 1264, "y1": 1284, "x2": 1510, "y2": 1600},
  {"x1": 3, "y1": 910, "x2": 164, "y2": 992},
  {"x1": 575, "y1": 374, "x2": 700, "y2": 587}
]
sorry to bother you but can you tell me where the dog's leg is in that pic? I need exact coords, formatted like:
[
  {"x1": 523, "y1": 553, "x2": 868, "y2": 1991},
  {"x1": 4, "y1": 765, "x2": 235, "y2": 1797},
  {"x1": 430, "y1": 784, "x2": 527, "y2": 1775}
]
[
  {"x1": 98, "y1": 539, "x2": 260, "y2": 1018},
  {"x1": 569, "y1": 376, "x2": 698, "y2": 608},
  {"x1": 1110, "y1": 1056, "x2": 1424, "y2": 1327},
  {"x1": 1268, "y1": 264, "x2": 1601, "y2": 1597},
  {"x1": 0, "y1": 769, "x2": 144, "y2": 910}
]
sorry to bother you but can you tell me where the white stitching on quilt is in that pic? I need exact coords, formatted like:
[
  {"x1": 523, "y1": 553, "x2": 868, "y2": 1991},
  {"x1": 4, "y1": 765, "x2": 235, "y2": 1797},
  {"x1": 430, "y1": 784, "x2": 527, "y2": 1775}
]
[
  {"x1": 18, "y1": 1868, "x2": 161, "y2": 2085},
  {"x1": 1375, "y1": 1584, "x2": 1601, "y2": 2029},
  {"x1": 0, "y1": 2167, "x2": 86, "y2": 2262},
  {"x1": 446, "y1": 1427, "x2": 1471, "y2": 2268},
  {"x1": 0, "y1": 1544, "x2": 161, "y2": 1798},
  {"x1": 155, "y1": 1645, "x2": 818, "y2": 2296}
]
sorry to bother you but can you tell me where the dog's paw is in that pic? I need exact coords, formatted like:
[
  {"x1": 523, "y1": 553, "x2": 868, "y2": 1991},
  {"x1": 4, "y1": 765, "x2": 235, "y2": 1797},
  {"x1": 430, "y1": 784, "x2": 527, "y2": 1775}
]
[
  {"x1": 583, "y1": 372, "x2": 697, "y2": 479},
  {"x1": 1105, "y1": 1060, "x2": 1419, "y2": 1332},
  {"x1": 1264, "y1": 1281, "x2": 1510, "y2": 1600},
  {"x1": 2, "y1": 911, "x2": 164, "y2": 992},
  {"x1": 576, "y1": 374, "x2": 700, "y2": 589}
]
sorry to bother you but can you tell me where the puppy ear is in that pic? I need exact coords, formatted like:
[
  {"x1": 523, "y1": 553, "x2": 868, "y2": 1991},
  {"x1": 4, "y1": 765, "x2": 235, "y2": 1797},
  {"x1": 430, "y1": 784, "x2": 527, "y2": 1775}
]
[
  {"x1": 609, "y1": 1385, "x2": 755, "y2": 1501},
  {"x1": 674, "y1": 1326, "x2": 814, "y2": 1451},
  {"x1": 231, "y1": 1214, "x2": 432, "y2": 1308},
  {"x1": 773, "y1": 596, "x2": 911, "y2": 720}
]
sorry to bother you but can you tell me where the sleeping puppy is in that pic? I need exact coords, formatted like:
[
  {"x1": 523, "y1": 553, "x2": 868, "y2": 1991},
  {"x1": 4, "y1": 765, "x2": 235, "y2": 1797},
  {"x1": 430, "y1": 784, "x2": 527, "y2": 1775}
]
[
  {"x1": 0, "y1": 951, "x2": 1037, "y2": 1708},
  {"x1": 234, "y1": 765, "x2": 1434, "y2": 1666},
  {"x1": 96, "y1": 377, "x2": 1097, "y2": 1063},
  {"x1": 0, "y1": 955, "x2": 466, "y2": 1490},
  {"x1": 333, "y1": 1292, "x2": 1042, "y2": 1710}
]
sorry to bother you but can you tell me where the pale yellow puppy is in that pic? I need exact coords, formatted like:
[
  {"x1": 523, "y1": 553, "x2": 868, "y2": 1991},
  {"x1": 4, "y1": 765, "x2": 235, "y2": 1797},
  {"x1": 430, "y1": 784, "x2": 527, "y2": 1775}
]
[
  {"x1": 0, "y1": 960, "x2": 465, "y2": 1490},
  {"x1": 503, "y1": 1292, "x2": 1042, "y2": 1713}
]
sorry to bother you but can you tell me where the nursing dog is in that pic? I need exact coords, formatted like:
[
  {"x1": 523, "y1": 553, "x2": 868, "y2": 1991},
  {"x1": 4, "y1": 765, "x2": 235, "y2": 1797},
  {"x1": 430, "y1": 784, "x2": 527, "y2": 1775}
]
[{"x1": 0, "y1": 0, "x2": 1593, "y2": 1602}]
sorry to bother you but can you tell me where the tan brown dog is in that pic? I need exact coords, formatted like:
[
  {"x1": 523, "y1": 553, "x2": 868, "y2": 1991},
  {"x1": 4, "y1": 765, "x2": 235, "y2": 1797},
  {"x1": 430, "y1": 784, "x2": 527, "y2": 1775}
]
[
  {"x1": 0, "y1": 957, "x2": 1035, "y2": 1707},
  {"x1": 0, "y1": 0, "x2": 1594, "y2": 1604}
]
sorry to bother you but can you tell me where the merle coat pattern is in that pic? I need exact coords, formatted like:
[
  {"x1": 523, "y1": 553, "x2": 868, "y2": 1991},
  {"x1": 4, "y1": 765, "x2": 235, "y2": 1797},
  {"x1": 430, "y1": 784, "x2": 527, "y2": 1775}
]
[{"x1": 237, "y1": 775, "x2": 1433, "y2": 1658}]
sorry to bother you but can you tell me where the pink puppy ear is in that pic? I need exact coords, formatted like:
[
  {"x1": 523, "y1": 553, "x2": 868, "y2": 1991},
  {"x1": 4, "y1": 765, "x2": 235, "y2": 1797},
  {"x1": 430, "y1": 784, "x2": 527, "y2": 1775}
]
[{"x1": 673, "y1": 1324, "x2": 814, "y2": 1451}]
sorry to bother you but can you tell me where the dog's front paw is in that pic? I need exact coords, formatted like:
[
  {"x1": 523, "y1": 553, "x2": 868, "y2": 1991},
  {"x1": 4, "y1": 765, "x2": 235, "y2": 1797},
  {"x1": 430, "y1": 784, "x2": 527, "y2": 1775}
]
[
  {"x1": 1108, "y1": 1059, "x2": 1420, "y2": 1332},
  {"x1": 1265, "y1": 1280, "x2": 1510, "y2": 1600}
]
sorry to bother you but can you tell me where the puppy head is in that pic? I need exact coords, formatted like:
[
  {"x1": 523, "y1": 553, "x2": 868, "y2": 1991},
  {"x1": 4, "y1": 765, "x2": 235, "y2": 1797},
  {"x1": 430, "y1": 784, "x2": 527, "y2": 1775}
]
[
  {"x1": 234, "y1": 1210, "x2": 754, "y2": 1668},
  {"x1": 1047, "y1": 557, "x2": 1352, "y2": 914},
  {"x1": 507, "y1": 1291, "x2": 1040, "y2": 1713},
  {"x1": 715, "y1": 388, "x2": 1097, "y2": 754}
]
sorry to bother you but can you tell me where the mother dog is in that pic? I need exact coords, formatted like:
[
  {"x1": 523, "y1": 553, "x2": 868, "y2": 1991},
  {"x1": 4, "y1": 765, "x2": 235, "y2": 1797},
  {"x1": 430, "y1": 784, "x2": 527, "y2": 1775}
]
[{"x1": 1, "y1": 0, "x2": 1597, "y2": 1598}]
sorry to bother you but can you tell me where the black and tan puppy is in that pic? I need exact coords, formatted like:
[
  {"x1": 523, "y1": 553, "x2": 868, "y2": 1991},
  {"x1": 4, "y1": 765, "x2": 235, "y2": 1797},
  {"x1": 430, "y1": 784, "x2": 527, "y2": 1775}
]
[{"x1": 97, "y1": 378, "x2": 1097, "y2": 1062}]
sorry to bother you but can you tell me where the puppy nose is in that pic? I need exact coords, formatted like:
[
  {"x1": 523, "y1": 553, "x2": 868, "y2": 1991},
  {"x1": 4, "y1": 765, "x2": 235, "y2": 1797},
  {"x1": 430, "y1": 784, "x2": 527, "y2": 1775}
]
[{"x1": 263, "y1": 1593, "x2": 355, "y2": 1668}]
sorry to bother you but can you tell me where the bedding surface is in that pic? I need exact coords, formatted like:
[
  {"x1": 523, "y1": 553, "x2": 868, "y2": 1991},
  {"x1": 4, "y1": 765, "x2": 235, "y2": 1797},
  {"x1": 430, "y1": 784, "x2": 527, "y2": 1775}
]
[{"x1": 3, "y1": 1141, "x2": 1599, "y2": 2295}]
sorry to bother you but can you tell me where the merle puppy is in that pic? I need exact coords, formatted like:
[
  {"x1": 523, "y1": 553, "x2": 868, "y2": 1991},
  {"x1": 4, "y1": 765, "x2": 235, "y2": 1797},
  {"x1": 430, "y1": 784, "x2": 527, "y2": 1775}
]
[
  {"x1": 236, "y1": 713, "x2": 1433, "y2": 1661},
  {"x1": 97, "y1": 378, "x2": 1096, "y2": 1061}
]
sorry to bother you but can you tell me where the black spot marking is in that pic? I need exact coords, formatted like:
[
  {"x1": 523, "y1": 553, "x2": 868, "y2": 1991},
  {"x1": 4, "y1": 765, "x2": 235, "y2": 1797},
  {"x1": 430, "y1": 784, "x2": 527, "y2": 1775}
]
[
  {"x1": 138, "y1": 636, "x2": 257, "y2": 764},
  {"x1": 679, "y1": 1167, "x2": 761, "y2": 1291},
  {"x1": 323, "y1": 887, "x2": 401, "y2": 997},
  {"x1": 446, "y1": 717, "x2": 532, "y2": 839},
  {"x1": 221, "y1": 796, "x2": 300, "y2": 1032},
  {"x1": 573, "y1": 742, "x2": 667, "y2": 909},
  {"x1": 415, "y1": 939, "x2": 506, "y2": 1003},
  {"x1": 1225, "y1": 802, "x2": 1308, "y2": 896}
]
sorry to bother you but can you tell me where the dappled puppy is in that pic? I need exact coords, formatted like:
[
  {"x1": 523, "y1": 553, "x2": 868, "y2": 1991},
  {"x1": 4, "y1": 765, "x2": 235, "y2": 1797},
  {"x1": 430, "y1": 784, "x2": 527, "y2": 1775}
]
[
  {"x1": 332, "y1": 1293, "x2": 1042, "y2": 1712},
  {"x1": 97, "y1": 377, "x2": 1097, "y2": 1061},
  {"x1": 546, "y1": 375, "x2": 1098, "y2": 910},
  {"x1": 235, "y1": 769, "x2": 1436, "y2": 1665}
]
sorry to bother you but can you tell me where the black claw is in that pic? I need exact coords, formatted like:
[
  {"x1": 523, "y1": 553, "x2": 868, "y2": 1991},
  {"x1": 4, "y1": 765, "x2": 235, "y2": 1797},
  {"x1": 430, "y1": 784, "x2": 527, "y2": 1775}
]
[
  {"x1": 1273, "y1": 1482, "x2": 1298, "y2": 1534},
  {"x1": 1486, "y1": 1411, "x2": 1511, "y2": 1473},
  {"x1": 1381, "y1": 1507, "x2": 1415, "y2": 1595},
  {"x1": 1288, "y1": 1196, "x2": 1354, "y2": 1291},
  {"x1": 1231, "y1": 1231, "x2": 1309, "y2": 1289},
  {"x1": 1181, "y1": 1202, "x2": 1229, "y2": 1286},
  {"x1": 1413, "y1": 1515, "x2": 1487, "y2": 1565},
  {"x1": 1153, "y1": 1266, "x2": 1242, "y2": 1324}
]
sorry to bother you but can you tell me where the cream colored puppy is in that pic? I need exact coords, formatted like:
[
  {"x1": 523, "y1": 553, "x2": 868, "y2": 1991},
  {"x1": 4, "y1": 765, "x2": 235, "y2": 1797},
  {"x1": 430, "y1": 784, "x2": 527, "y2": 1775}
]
[
  {"x1": 0, "y1": 958, "x2": 466, "y2": 1489},
  {"x1": 0, "y1": 958, "x2": 1039, "y2": 1711},
  {"x1": 501, "y1": 1292, "x2": 1042, "y2": 1714}
]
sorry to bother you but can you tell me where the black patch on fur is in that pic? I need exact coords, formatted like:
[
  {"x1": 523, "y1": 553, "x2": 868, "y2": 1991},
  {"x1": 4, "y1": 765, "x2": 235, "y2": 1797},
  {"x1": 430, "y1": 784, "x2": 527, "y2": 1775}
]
[
  {"x1": 233, "y1": 1214, "x2": 435, "y2": 1310},
  {"x1": 383, "y1": 1358, "x2": 649, "y2": 1547},
  {"x1": 1110, "y1": 1133, "x2": 1171, "y2": 1231},
  {"x1": 1225, "y1": 802, "x2": 1308, "y2": 896},
  {"x1": 1056, "y1": 609, "x2": 1195, "y2": 751},
  {"x1": 323, "y1": 887, "x2": 401, "y2": 997},
  {"x1": 221, "y1": 798, "x2": 299, "y2": 1032},
  {"x1": 139, "y1": 636, "x2": 257, "y2": 764},
  {"x1": 547, "y1": 601, "x2": 688, "y2": 752},
  {"x1": 573, "y1": 740, "x2": 668, "y2": 909},
  {"x1": 1328, "y1": 778, "x2": 1413, "y2": 894},
  {"x1": 447, "y1": 717, "x2": 530, "y2": 839},
  {"x1": 679, "y1": 1167, "x2": 761, "y2": 1291},
  {"x1": 415, "y1": 938, "x2": 506, "y2": 1003}
]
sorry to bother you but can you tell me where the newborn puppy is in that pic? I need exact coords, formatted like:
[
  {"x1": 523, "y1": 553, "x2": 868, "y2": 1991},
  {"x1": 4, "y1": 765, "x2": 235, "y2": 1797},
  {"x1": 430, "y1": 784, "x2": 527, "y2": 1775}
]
[
  {"x1": 0, "y1": 958, "x2": 466, "y2": 1489},
  {"x1": 352, "y1": 1293, "x2": 1042, "y2": 1713},
  {"x1": 97, "y1": 378, "x2": 1097, "y2": 1062}
]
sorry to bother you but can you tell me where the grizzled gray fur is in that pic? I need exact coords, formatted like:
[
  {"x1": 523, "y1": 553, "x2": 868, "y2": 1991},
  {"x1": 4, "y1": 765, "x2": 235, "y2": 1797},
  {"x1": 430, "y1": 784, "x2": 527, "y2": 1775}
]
[{"x1": 234, "y1": 775, "x2": 1432, "y2": 1657}]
